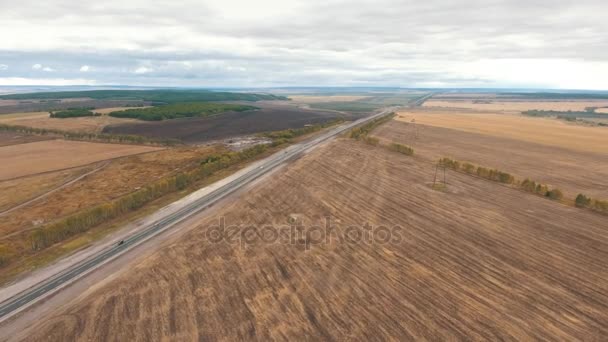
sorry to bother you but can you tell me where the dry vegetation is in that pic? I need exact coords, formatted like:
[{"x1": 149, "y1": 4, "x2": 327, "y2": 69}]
[
  {"x1": 0, "y1": 145, "x2": 225, "y2": 280},
  {"x1": 25, "y1": 139, "x2": 608, "y2": 341},
  {"x1": 0, "y1": 111, "x2": 136, "y2": 133},
  {"x1": 424, "y1": 99, "x2": 608, "y2": 112},
  {"x1": 395, "y1": 110, "x2": 608, "y2": 154},
  {"x1": 596, "y1": 107, "x2": 608, "y2": 114},
  {"x1": 0, "y1": 140, "x2": 163, "y2": 180},
  {"x1": 372, "y1": 119, "x2": 608, "y2": 199},
  {"x1": 0, "y1": 131, "x2": 51, "y2": 147}
]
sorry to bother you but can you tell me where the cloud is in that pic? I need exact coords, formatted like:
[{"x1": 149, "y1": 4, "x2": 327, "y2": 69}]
[
  {"x1": 32, "y1": 64, "x2": 42, "y2": 70},
  {"x1": 42, "y1": 66, "x2": 55, "y2": 72},
  {"x1": 133, "y1": 66, "x2": 153, "y2": 74},
  {"x1": 79, "y1": 65, "x2": 90, "y2": 72},
  {"x1": 2, "y1": 0, "x2": 608, "y2": 88},
  {"x1": 0, "y1": 64, "x2": 7, "y2": 70},
  {"x1": 0, "y1": 77, "x2": 96, "y2": 86}
]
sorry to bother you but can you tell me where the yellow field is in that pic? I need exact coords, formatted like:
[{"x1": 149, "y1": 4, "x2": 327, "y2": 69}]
[
  {"x1": 396, "y1": 111, "x2": 608, "y2": 154},
  {"x1": 288, "y1": 95, "x2": 371, "y2": 103},
  {"x1": 0, "y1": 111, "x2": 135, "y2": 133},
  {"x1": 424, "y1": 100, "x2": 608, "y2": 112},
  {"x1": 596, "y1": 107, "x2": 608, "y2": 114}
]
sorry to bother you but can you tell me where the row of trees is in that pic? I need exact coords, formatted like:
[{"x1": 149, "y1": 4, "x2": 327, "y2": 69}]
[
  {"x1": 438, "y1": 157, "x2": 563, "y2": 201},
  {"x1": 388, "y1": 143, "x2": 414, "y2": 155},
  {"x1": 28, "y1": 143, "x2": 273, "y2": 252},
  {"x1": 261, "y1": 119, "x2": 344, "y2": 146},
  {"x1": 348, "y1": 113, "x2": 395, "y2": 139},
  {"x1": 49, "y1": 108, "x2": 100, "y2": 118},
  {"x1": 575, "y1": 194, "x2": 608, "y2": 214},
  {"x1": 0, "y1": 123, "x2": 180, "y2": 146},
  {"x1": 108, "y1": 102, "x2": 257, "y2": 121}
]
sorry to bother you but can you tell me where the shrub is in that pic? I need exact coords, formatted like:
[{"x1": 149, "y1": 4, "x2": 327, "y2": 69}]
[
  {"x1": 545, "y1": 189, "x2": 563, "y2": 201},
  {"x1": 388, "y1": 143, "x2": 414, "y2": 156},
  {"x1": 575, "y1": 194, "x2": 592, "y2": 207}
]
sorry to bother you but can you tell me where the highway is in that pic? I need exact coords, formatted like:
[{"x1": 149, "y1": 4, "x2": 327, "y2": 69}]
[{"x1": 0, "y1": 106, "x2": 398, "y2": 322}]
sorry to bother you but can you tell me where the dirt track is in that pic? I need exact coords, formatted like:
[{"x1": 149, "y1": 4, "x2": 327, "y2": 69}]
[
  {"x1": 373, "y1": 119, "x2": 608, "y2": 198},
  {"x1": 24, "y1": 138, "x2": 608, "y2": 341}
]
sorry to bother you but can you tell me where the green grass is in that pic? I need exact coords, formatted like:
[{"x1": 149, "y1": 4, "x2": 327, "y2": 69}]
[
  {"x1": 108, "y1": 102, "x2": 257, "y2": 121},
  {"x1": 50, "y1": 108, "x2": 100, "y2": 118}
]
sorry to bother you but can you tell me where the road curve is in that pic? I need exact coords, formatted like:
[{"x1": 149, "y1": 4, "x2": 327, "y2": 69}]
[{"x1": 0, "y1": 107, "x2": 397, "y2": 322}]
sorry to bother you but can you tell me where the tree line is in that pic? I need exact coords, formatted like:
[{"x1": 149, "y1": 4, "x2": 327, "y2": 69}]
[
  {"x1": 50, "y1": 108, "x2": 100, "y2": 118},
  {"x1": 109, "y1": 102, "x2": 257, "y2": 121},
  {"x1": 28, "y1": 143, "x2": 273, "y2": 253},
  {"x1": 0, "y1": 123, "x2": 180, "y2": 146},
  {"x1": 348, "y1": 113, "x2": 415, "y2": 155},
  {"x1": 575, "y1": 194, "x2": 608, "y2": 214},
  {"x1": 261, "y1": 119, "x2": 344, "y2": 146},
  {"x1": 438, "y1": 157, "x2": 563, "y2": 201}
]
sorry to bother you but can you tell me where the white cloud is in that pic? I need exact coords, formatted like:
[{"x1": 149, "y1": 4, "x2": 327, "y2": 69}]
[
  {"x1": 0, "y1": 77, "x2": 97, "y2": 86},
  {"x1": 42, "y1": 66, "x2": 55, "y2": 72},
  {"x1": 32, "y1": 64, "x2": 42, "y2": 70},
  {"x1": 133, "y1": 66, "x2": 153, "y2": 74},
  {"x1": 0, "y1": 64, "x2": 7, "y2": 70},
  {"x1": 79, "y1": 65, "x2": 90, "y2": 72}
]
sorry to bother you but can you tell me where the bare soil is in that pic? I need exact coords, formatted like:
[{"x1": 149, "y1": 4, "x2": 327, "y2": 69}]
[
  {"x1": 102, "y1": 103, "x2": 346, "y2": 143},
  {"x1": 24, "y1": 139, "x2": 608, "y2": 341}
]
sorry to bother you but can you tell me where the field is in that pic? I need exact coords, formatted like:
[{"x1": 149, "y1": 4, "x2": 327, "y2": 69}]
[
  {"x1": 0, "y1": 131, "x2": 51, "y2": 147},
  {"x1": 288, "y1": 95, "x2": 371, "y2": 103},
  {"x1": 0, "y1": 145, "x2": 224, "y2": 280},
  {"x1": 0, "y1": 111, "x2": 135, "y2": 133},
  {"x1": 24, "y1": 138, "x2": 608, "y2": 341},
  {"x1": 103, "y1": 102, "x2": 345, "y2": 143},
  {"x1": 424, "y1": 99, "x2": 608, "y2": 112},
  {"x1": 394, "y1": 110, "x2": 608, "y2": 153},
  {"x1": 0, "y1": 99, "x2": 150, "y2": 115},
  {"x1": 596, "y1": 107, "x2": 608, "y2": 114},
  {"x1": 0, "y1": 140, "x2": 163, "y2": 180},
  {"x1": 372, "y1": 119, "x2": 608, "y2": 198}
]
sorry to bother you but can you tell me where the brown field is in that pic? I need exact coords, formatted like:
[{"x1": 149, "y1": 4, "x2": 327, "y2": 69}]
[
  {"x1": 0, "y1": 111, "x2": 135, "y2": 133},
  {"x1": 103, "y1": 102, "x2": 344, "y2": 144},
  {"x1": 0, "y1": 165, "x2": 94, "y2": 213},
  {"x1": 0, "y1": 145, "x2": 224, "y2": 278},
  {"x1": 25, "y1": 138, "x2": 608, "y2": 341},
  {"x1": 0, "y1": 99, "x2": 149, "y2": 115},
  {"x1": 424, "y1": 99, "x2": 608, "y2": 112},
  {"x1": 372, "y1": 120, "x2": 608, "y2": 198},
  {"x1": 596, "y1": 107, "x2": 608, "y2": 114},
  {"x1": 0, "y1": 140, "x2": 163, "y2": 180},
  {"x1": 395, "y1": 111, "x2": 608, "y2": 154},
  {"x1": 0, "y1": 131, "x2": 51, "y2": 147},
  {"x1": 288, "y1": 95, "x2": 371, "y2": 103}
]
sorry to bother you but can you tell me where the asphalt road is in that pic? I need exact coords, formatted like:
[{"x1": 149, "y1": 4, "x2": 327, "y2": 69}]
[{"x1": 0, "y1": 106, "x2": 397, "y2": 322}]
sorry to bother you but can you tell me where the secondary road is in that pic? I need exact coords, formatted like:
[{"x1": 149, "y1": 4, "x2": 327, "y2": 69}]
[{"x1": 0, "y1": 105, "x2": 400, "y2": 322}]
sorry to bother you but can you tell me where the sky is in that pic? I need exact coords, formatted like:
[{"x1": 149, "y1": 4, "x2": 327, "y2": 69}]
[{"x1": 0, "y1": 0, "x2": 607, "y2": 89}]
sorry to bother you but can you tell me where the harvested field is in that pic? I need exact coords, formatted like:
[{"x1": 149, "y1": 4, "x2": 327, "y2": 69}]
[
  {"x1": 0, "y1": 131, "x2": 51, "y2": 147},
  {"x1": 26, "y1": 139, "x2": 608, "y2": 341},
  {"x1": 0, "y1": 166, "x2": 92, "y2": 212},
  {"x1": 0, "y1": 140, "x2": 163, "y2": 180},
  {"x1": 103, "y1": 103, "x2": 344, "y2": 143},
  {"x1": 372, "y1": 120, "x2": 608, "y2": 198},
  {"x1": 596, "y1": 107, "x2": 608, "y2": 114},
  {"x1": 0, "y1": 111, "x2": 135, "y2": 133},
  {"x1": 288, "y1": 95, "x2": 371, "y2": 103},
  {"x1": 395, "y1": 111, "x2": 608, "y2": 154},
  {"x1": 424, "y1": 99, "x2": 608, "y2": 112},
  {"x1": 0, "y1": 145, "x2": 224, "y2": 278}
]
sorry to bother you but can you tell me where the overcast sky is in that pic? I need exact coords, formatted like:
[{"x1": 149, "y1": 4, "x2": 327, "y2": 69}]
[{"x1": 1, "y1": 0, "x2": 607, "y2": 89}]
